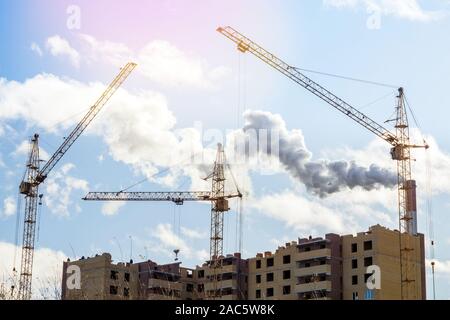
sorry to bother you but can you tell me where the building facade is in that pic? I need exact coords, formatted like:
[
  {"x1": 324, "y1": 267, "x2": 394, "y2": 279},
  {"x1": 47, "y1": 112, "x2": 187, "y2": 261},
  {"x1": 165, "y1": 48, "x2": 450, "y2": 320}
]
[
  {"x1": 61, "y1": 225, "x2": 426, "y2": 300},
  {"x1": 342, "y1": 224, "x2": 426, "y2": 300},
  {"x1": 248, "y1": 234, "x2": 342, "y2": 300},
  {"x1": 195, "y1": 253, "x2": 248, "y2": 300},
  {"x1": 61, "y1": 253, "x2": 138, "y2": 300}
]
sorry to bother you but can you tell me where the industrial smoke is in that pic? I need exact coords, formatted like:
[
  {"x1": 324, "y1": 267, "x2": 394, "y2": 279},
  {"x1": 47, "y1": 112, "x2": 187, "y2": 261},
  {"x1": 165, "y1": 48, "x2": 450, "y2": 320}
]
[{"x1": 241, "y1": 110, "x2": 397, "y2": 197}]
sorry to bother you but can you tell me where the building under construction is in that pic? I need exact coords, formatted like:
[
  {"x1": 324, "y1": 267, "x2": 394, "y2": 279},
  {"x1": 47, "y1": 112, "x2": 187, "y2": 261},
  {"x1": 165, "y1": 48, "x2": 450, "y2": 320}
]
[
  {"x1": 15, "y1": 25, "x2": 432, "y2": 302},
  {"x1": 61, "y1": 225, "x2": 425, "y2": 300}
]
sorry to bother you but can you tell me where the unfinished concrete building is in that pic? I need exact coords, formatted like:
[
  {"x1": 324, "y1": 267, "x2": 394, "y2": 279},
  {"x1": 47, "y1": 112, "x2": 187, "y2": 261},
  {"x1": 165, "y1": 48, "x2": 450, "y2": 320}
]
[
  {"x1": 248, "y1": 234, "x2": 342, "y2": 300},
  {"x1": 61, "y1": 225, "x2": 425, "y2": 300},
  {"x1": 248, "y1": 242, "x2": 298, "y2": 300},
  {"x1": 296, "y1": 234, "x2": 342, "y2": 300},
  {"x1": 61, "y1": 253, "x2": 138, "y2": 300},
  {"x1": 195, "y1": 253, "x2": 248, "y2": 300},
  {"x1": 342, "y1": 224, "x2": 426, "y2": 300},
  {"x1": 135, "y1": 260, "x2": 197, "y2": 300}
]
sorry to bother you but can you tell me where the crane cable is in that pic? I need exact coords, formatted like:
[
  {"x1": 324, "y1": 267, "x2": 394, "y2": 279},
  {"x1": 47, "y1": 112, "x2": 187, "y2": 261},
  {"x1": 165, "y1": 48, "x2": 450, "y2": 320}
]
[
  {"x1": 118, "y1": 150, "x2": 205, "y2": 192},
  {"x1": 404, "y1": 94, "x2": 434, "y2": 298},
  {"x1": 293, "y1": 66, "x2": 399, "y2": 89},
  {"x1": 425, "y1": 148, "x2": 436, "y2": 299}
]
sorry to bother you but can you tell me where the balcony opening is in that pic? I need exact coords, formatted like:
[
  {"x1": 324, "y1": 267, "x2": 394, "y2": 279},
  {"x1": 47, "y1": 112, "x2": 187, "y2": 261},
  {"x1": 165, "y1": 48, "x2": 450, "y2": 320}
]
[
  {"x1": 364, "y1": 257, "x2": 373, "y2": 267},
  {"x1": 364, "y1": 241, "x2": 373, "y2": 251},
  {"x1": 110, "y1": 270, "x2": 119, "y2": 280},
  {"x1": 283, "y1": 285, "x2": 291, "y2": 295},
  {"x1": 109, "y1": 285, "x2": 118, "y2": 295}
]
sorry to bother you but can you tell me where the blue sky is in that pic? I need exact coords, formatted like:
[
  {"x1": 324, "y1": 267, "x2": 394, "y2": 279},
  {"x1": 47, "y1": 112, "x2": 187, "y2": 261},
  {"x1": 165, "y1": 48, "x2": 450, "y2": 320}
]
[{"x1": 1, "y1": 0, "x2": 450, "y2": 299}]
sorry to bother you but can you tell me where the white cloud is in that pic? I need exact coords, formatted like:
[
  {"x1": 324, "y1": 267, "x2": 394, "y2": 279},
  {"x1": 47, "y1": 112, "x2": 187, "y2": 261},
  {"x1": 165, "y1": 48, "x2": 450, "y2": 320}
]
[
  {"x1": 180, "y1": 226, "x2": 207, "y2": 239},
  {"x1": 137, "y1": 40, "x2": 230, "y2": 88},
  {"x1": 428, "y1": 259, "x2": 450, "y2": 277},
  {"x1": 0, "y1": 74, "x2": 104, "y2": 133},
  {"x1": 75, "y1": 34, "x2": 230, "y2": 89},
  {"x1": 30, "y1": 42, "x2": 43, "y2": 57},
  {"x1": 150, "y1": 224, "x2": 208, "y2": 261},
  {"x1": 323, "y1": 0, "x2": 445, "y2": 21},
  {"x1": 13, "y1": 140, "x2": 50, "y2": 160},
  {"x1": 46, "y1": 35, "x2": 80, "y2": 68},
  {"x1": 250, "y1": 191, "x2": 351, "y2": 235},
  {"x1": 101, "y1": 201, "x2": 126, "y2": 216},
  {"x1": 1, "y1": 197, "x2": 16, "y2": 217},
  {"x1": 0, "y1": 73, "x2": 224, "y2": 195},
  {"x1": 0, "y1": 241, "x2": 66, "y2": 299},
  {"x1": 44, "y1": 163, "x2": 88, "y2": 217},
  {"x1": 152, "y1": 223, "x2": 192, "y2": 257},
  {"x1": 77, "y1": 34, "x2": 133, "y2": 67}
]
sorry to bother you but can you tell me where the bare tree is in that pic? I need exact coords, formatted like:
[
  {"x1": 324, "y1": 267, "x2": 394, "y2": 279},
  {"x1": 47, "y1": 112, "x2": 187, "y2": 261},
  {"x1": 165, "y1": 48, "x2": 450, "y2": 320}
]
[{"x1": 35, "y1": 267, "x2": 62, "y2": 300}]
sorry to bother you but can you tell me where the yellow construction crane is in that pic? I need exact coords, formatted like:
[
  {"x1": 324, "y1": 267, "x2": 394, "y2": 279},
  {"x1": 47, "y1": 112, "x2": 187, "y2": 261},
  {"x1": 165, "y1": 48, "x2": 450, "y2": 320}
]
[
  {"x1": 217, "y1": 26, "x2": 428, "y2": 300},
  {"x1": 15, "y1": 62, "x2": 137, "y2": 300},
  {"x1": 83, "y1": 143, "x2": 243, "y2": 299}
]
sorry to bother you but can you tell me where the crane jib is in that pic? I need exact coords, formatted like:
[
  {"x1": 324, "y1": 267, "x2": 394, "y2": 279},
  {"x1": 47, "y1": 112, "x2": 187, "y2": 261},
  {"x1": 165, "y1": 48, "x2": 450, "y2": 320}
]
[
  {"x1": 36, "y1": 62, "x2": 137, "y2": 184},
  {"x1": 217, "y1": 26, "x2": 398, "y2": 146}
]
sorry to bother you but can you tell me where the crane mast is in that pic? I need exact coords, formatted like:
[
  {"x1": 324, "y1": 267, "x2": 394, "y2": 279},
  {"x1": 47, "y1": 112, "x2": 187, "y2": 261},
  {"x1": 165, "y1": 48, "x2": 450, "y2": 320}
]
[
  {"x1": 16, "y1": 62, "x2": 136, "y2": 300},
  {"x1": 217, "y1": 26, "x2": 427, "y2": 300},
  {"x1": 83, "y1": 143, "x2": 242, "y2": 299}
]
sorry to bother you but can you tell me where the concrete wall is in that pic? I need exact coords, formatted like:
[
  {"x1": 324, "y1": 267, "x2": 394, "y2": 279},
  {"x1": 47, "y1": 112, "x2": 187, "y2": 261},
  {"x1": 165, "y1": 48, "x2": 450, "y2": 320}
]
[{"x1": 342, "y1": 225, "x2": 425, "y2": 300}]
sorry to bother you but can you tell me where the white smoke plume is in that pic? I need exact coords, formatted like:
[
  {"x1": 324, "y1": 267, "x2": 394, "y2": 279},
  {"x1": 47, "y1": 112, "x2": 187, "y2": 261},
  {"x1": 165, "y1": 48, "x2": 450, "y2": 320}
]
[{"x1": 240, "y1": 110, "x2": 397, "y2": 197}]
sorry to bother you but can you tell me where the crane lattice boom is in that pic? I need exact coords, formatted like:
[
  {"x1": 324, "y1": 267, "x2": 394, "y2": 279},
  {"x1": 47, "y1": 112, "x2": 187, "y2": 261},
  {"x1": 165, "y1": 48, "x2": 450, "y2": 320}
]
[
  {"x1": 36, "y1": 62, "x2": 137, "y2": 183},
  {"x1": 16, "y1": 62, "x2": 136, "y2": 300},
  {"x1": 217, "y1": 26, "x2": 398, "y2": 146},
  {"x1": 83, "y1": 191, "x2": 241, "y2": 204},
  {"x1": 217, "y1": 26, "x2": 428, "y2": 300}
]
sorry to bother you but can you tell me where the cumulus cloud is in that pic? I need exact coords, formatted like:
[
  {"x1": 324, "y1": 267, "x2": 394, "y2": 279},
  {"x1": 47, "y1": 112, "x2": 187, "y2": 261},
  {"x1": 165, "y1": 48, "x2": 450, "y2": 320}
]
[
  {"x1": 74, "y1": 34, "x2": 230, "y2": 89},
  {"x1": 180, "y1": 226, "x2": 207, "y2": 239},
  {"x1": 136, "y1": 40, "x2": 230, "y2": 88},
  {"x1": 323, "y1": 0, "x2": 445, "y2": 22},
  {"x1": 44, "y1": 163, "x2": 88, "y2": 217},
  {"x1": 77, "y1": 34, "x2": 133, "y2": 67},
  {"x1": 0, "y1": 73, "x2": 215, "y2": 190},
  {"x1": 2, "y1": 196, "x2": 16, "y2": 217},
  {"x1": 0, "y1": 241, "x2": 66, "y2": 299},
  {"x1": 240, "y1": 110, "x2": 397, "y2": 197},
  {"x1": 0, "y1": 74, "x2": 104, "y2": 133},
  {"x1": 101, "y1": 201, "x2": 126, "y2": 216},
  {"x1": 46, "y1": 35, "x2": 80, "y2": 68},
  {"x1": 250, "y1": 191, "x2": 349, "y2": 234},
  {"x1": 150, "y1": 223, "x2": 207, "y2": 261},
  {"x1": 13, "y1": 140, "x2": 49, "y2": 160}
]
